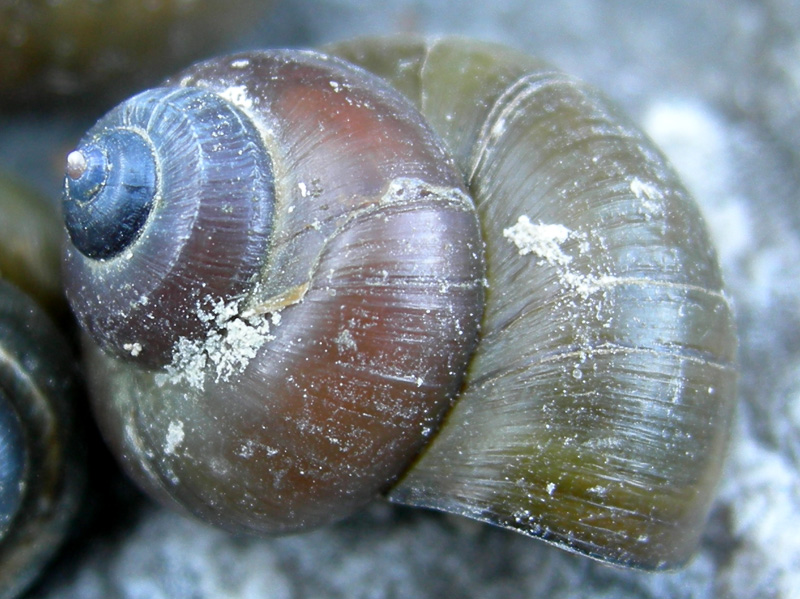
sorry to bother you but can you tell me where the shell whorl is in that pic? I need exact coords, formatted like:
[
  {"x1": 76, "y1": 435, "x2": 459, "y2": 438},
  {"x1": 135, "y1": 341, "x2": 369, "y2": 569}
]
[
  {"x1": 64, "y1": 129, "x2": 157, "y2": 260},
  {"x1": 69, "y1": 49, "x2": 486, "y2": 534},
  {"x1": 0, "y1": 280, "x2": 85, "y2": 599},
  {"x1": 0, "y1": 173, "x2": 85, "y2": 598},
  {"x1": 328, "y1": 37, "x2": 737, "y2": 570},
  {"x1": 0, "y1": 391, "x2": 25, "y2": 538},
  {"x1": 63, "y1": 86, "x2": 275, "y2": 367}
]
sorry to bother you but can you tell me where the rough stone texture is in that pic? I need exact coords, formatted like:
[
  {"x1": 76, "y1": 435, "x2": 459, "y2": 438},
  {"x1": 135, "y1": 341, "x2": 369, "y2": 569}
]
[{"x1": 1, "y1": 1, "x2": 798, "y2": 598}]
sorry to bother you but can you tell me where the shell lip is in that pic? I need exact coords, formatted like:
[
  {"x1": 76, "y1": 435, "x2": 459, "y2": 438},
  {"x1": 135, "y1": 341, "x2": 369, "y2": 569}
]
[{"x1": 63, "y1": 127, "x2": 157, "y2": 260}]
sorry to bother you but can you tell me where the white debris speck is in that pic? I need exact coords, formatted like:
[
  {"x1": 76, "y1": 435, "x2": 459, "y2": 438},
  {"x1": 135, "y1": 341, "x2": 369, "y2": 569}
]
[
  {"x1": 562, "y1": 271, "x2": 607, "y2": 298},
  {"x1": 546, "y1": 482, "x2": 557, "y2": 496},
  {"x1": 218, "y1": 85, "x2": 253, "y2": 110},
  {"x1": 230, "y1": 58, "x2": 250, "y2": 69},
  {"x1": 329, "y1": 80, "x2": 341, "y2": 92},
  {"x1": 629, "y1": 177, "x2": 663, "y2": 217},
  {"x1": 335, "y1": 329, "x2": 358, "y2": 353},
  {"x1": 165, "y1": 421, "x2": 184, "y2": 455},
  {"x1": 503, "y1": 216, "x2": 573, "y2": 266},
  {"x1": 504, "y1": 214, "x2": 617, "y2": 299},
  {"x1": 298, "y1": 181, "x2": 308, "y2": 197},
  {"x1": 491, "y1": 116, "x2": 508, "y2": 138},
  {"x1": 123, "y1": 342, "x2": 142, "y2": 357},
  {"x1": 629, "y1": 177, "x2": 660, "y2": 201},
  {"x1": 587, "y1": 485, "x2": 608, "y2": 496},
  {"x1": 158, "y1": 298, "x2": 277, "y2": 390},
  {"x1": 236, "y1": 440, "x2": 255, "y2": 459},
  {"x1": 156, "y1": 336, "x2": 207, "y2": 390}
]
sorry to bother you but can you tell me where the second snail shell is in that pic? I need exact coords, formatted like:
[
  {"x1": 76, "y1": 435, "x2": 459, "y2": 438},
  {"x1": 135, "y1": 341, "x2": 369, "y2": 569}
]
[
  {"x1": 0, "y1": 174, "x2": 85, "y2": 599},
  {"x1": 61, "y1": 37, "x2": 737, "y2": 570}
]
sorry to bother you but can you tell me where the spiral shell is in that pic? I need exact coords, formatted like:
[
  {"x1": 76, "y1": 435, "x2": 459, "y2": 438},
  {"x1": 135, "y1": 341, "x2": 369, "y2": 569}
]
[
  {"x1": 0, "y1": 175, "x2": 85, "y2": 599},
  {"x1": 61, "y1": 37, "x2": 737, "y2": 570},
  {"x1": 63, "y1": 85, "x2": 276, "y2": 366}
]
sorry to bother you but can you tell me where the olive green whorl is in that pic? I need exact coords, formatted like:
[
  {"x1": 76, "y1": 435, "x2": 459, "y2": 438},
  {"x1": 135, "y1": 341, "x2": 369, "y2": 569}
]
[{"x1": 329, "y1": 37, "x2": 737, "y2": 570}]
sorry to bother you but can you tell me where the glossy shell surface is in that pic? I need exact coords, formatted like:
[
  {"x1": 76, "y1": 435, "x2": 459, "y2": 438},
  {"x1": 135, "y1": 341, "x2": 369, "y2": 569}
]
[
  {"x1": 328, "y1": 37, "x2": 737, "y2": 569},
  {"x1": 67, "y1": 49, "x2": 485, "y2": 535},
  {"x1": 61, "y1": 37, "x2": 737, "y2": 571}
]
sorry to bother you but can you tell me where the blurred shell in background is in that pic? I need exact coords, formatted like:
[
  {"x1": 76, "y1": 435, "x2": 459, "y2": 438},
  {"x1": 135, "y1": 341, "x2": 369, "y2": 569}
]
[
  {"x1": 0, "y1": 172, "x2": 64, "y2": 316},
  {"x1": 0, "y1": 172, "x2": 85, "y2": 599},
  {"x1": 0, "y1": 0, "x2": 271, "y2": 108}
]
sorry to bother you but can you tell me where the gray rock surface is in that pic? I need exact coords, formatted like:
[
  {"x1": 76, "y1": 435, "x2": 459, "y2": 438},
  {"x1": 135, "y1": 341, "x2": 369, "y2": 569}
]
[{"x1": 1, "y1": 1, "x2": 799, "y2": 598}]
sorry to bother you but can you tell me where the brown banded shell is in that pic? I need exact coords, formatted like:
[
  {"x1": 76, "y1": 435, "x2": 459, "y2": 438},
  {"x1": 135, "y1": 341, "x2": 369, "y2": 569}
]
[{"x1": 65, "y1": 49, "x2": 485, "y2": 534}]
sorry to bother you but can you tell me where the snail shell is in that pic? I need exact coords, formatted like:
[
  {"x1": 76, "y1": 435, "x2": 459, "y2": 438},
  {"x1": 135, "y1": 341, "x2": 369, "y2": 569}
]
[
  {"x1": 61, "y1": 37, "x2": 737, "y2": 570},
  {"x1": 0, "y1": 177, "x2": 85, "y2": 599}
]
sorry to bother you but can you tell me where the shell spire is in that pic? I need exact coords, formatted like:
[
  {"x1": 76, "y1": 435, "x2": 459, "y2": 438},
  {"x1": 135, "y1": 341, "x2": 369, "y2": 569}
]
[{"x1": 63, "y1": 130, "x2": 157, "y2": 259}]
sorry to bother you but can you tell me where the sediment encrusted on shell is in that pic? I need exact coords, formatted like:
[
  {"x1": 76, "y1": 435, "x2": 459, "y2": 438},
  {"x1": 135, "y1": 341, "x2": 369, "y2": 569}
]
[{"x1": 155, "y1": 298, "x2": 278, "y2": 391}]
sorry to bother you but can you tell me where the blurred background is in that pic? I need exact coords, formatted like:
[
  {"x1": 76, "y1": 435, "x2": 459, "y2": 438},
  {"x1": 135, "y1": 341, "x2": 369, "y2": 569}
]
[{"x1": 1, "y1": 0, "x2": 799, "y2": 597}]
